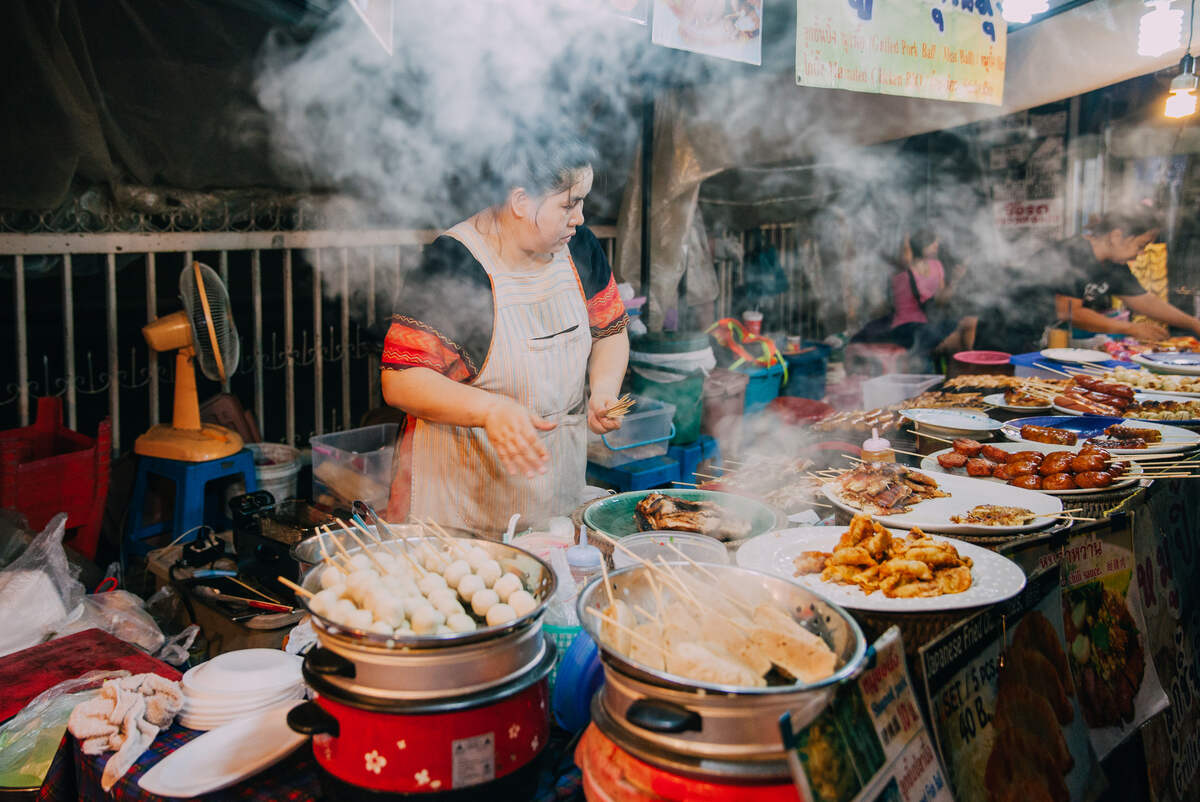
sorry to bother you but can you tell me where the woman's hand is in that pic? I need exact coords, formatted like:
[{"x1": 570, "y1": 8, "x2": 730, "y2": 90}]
[
  {"x1": 1124, "y1": 320, "x2": 1168, "y2": 342},
  {"x1": 482, "y1": 396, "x2": 556, "y2": 478},
  {"x1": 587, "y1": 395, "x2": 624, "y2": 435}
]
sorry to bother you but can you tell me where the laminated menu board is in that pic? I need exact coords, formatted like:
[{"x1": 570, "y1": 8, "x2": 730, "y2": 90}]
[
  {"x1": 780, "y1": 628, "x2": 951, "y2": 802},
  {"x1": 652, "y1": 1, "x2": 763, "y2": 65},
  {"x1": 920, "y1": 567, "x2": 1103, "y2": 802},
  {"x1": 1036, "y1": 514, "x2": 1168, "y2": 759},
  {"x1": 795, "y1": 0, "x2": 1006, "y2": 104}
]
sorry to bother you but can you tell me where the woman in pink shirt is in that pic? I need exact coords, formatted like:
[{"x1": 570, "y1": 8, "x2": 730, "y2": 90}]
[{"x1": 889, "y1": 230, "x2": 976, "y2": 355}]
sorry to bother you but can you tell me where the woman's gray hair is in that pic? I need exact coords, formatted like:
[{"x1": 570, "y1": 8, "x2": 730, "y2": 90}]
[{"x1": 482, "y1": 128, "x2": 597, "y2": 205}]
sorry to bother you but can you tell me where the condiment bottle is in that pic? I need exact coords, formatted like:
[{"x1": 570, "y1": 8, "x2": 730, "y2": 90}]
[
  {"x1": 566, "y1": 526, "x2": 604, "y2": 589},
  {"x1": 861, "y1": 427, "x2": 895, "y2": 463}
]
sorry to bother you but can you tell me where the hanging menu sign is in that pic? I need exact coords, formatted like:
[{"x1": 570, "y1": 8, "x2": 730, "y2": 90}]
[
  {"x1": 795, "y1": 0, "x2": 1006, "y2": 105},
  {"x1": 780, "y1": 628, "x2": 952, "y2": 802}
]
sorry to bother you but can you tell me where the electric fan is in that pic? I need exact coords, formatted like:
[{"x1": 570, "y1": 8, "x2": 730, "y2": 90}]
[{"x1": 134, "y1": 261, "x2": 243, "y2": 461}]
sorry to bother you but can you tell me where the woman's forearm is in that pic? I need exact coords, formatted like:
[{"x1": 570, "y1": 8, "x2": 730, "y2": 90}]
[
  {"x1": 1054, "y1": 296, "x2": 1128, "y2": 335},
  {"x1": 381, "y1": 367, "x2": 496, "y2": 427},
  {"x1": 1121, "y1": 293, "x2": 1200, "y2": 334},
  {"x1": 588, "y1": 330, "x2": 630, "y2": 399}
]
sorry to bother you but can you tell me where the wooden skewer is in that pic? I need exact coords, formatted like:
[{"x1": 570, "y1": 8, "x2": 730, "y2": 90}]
[
  {"x1": 1041, "y1": 514, "x2": 1099, "y2": 522},
  {"x1": 325, "y1": 525, "x2": 361, "y2": 567},
  {"x1": 335, "y1": 518, "x2": 390, "y2": 573},
  {"x1": 672, "y1": 481, "x2": 702, "y2": 487},
  {"x1": 653, "y1": 557, "x2": 755, "y2": 637},
  {"x1": 600, "y1": 554, "x2": 617, "y2": 612},
  {"x1": 367, "y1": 522, "x2": 426, "y2": 576},
  {"x1": 906, "y1": 429, "x2": 956, "y2": 444},
  {"x1": 587, "y1": 607, "x2": 668, "y2": 656},
  {"x1": 317, "y1": 535, "x2": 349, "y2": 572},
  {"x1": 353, "y1": 516, "x2": 403, "y2": 560},
  {"x1": 632, "y1": 603, "x2": 661, "y2": 626},
  {"x1": 276, "y1": 575, "x2": 315, "y2": 599},
  {"x1": 659, "y1": 546, "x2": 755, "y2": 618},
  {"x1": 1031, "y1": 362, "x2": 1076, "y2": 377},
  {"x1": 841, "y1": 454, "x2": 865, "y2": 463},
  {"x1": 231, "y1": 577, "x2": 283, "y2": 604},
  {"x1": 419, "y1": 518, "x2": 465, "y2": 558},
  {"x1": 890, "y1": 448, "x2": 928, "y2": 460}
]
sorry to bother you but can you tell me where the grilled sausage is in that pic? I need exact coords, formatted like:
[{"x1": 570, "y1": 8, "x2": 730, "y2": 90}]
[
  {"x1": 1007, "y1": 460, "x2": 1040, "y2": 477},
  {"x1": 1095, "y1": 382, "x2": 1134, "y2": 399},
  {"x1": 981, "y1": 444, "x2": 1010, "y2": 463},
  {"x1": 1104, "y1": 425, "x2": 1162, "y2": 443},
  {"x1": 992, "y1": 463, "x2": 1017, "y2": 481},
  {"x1": 1010, "y1": 475, "x2": 1044, "y2": 490},
  {"x1": 953, "y1": 438, "x2": 985, "y2": 457},
  {"x1": 1039, "y1": 452, "x2": 1075, "y2": 476},
  {"x1": 1020, "y1": 425, "x2": 1078, "y2": 446},
  {"x1": 1075, "y1": 471, "x2": 1114, "y2": 489},
  {"x1": 1079, "y1": 446, "x2": 1111, "y2": 459},
  {"x1": 1072, "y1": 376, "x2": 1104, "y2": 391},
  {"x1": 1087, "y1": 390, "x2": 1130, "y2": 410},
  {"x1": 1042, "y1": 472, "x2": 1078, "y2": 490},
  {"x1": 1069, "y1": 453, "x2": 1109, "y2": 473},
  {"x1": 967, "y1": 458, "x2": 996, "y2": 477},
  {"x1": 1006, "y1": 451, "x2": 1045, "y2": 464},
  {"x1": 938, "y1": 452, "x2": 969, "y2": 469},
  {"x1": 1108, "y1": 461, "x2": 1128, "y2": 477}
]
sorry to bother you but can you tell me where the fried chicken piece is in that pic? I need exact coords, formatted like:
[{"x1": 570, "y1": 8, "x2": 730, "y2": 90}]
[
  {"x1": 1000, "y1": 646, "x2": 1073, "y2": 724},
  {"x1": 882, "y1": 578, "x2": 941, "y2": 598},
  {"x1": 835, "y1": 515, "x2": 874, "y2": 550},
  {"x1": 792, "y1": 551, "x2": 831, "y2": 576},
  {"x1": 932, "y1": 565, "x2": 973, "y2": 595},
  {"x1": 829, "y1": 546, "x2": 875, "y2": 567},
  {"x1": 821, "y1": 564, "x2": 863, "y2": 585},
  {"x1": 878, "y1": 558, "x2": 933, "y2": 582}
]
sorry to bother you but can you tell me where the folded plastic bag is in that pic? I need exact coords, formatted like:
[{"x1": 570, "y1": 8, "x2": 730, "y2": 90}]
[
  {"x1": 54, "y1": 590, "x2": 166, "y2": 656},
  {"x1": 0, "y1": 514, "x2": 84, "y2": 657}
]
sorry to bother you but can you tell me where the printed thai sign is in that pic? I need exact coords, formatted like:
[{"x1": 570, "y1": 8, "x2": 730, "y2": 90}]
[
  {"x1": 993, "y1": 197, "x2": 1064, "y2": 229},
  {"x1": 780, "y1": 628, "x2": 951, "y2": 802},
  {"x1": 652, "y1": 0, "x2": 763, "y2": 65},
  {"x1": 796, "y1": 0, "x2": 1006, "y2": 104}
]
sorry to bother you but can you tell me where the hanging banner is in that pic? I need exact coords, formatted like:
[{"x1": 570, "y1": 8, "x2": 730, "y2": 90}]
[
  {"x1": 1128, "y1": 481, "x2": 1200, "y2": 802},
  {"x1": 1036, "y1": 515, "x2": 1169, "y2": 759},
  {"x1": 795, "y1": 0, "x2": 1006, "y2": 105},
  {"x1": 920, "y1": 567, "x2": 1103, "y2": 802},
  {"x1": 780, "y1": 628, "x2": 951, "y2": 802},
  {"x1": 651, "y1": 0, "x2": 763, "y2": 65}
]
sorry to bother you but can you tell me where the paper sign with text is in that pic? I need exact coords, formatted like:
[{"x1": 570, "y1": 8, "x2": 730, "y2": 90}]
[
  {"x1": 920, "y1": 567, "x2": 1102, "y2": 802},
  {"x1": 795, "y1": 0, "x2": 1006, "y2": 105},
  {"x1": 1039, "y1": 515, "x2": 1168, "y2": 759},
  {"x1": 780, "y1": 627, "x2": 951, "y2": 802},
  {"x1": 652, "y1": 0, "x2": 763, "y2": 65},
  {"x1": 993, "y1": 197, "x2": 1063, "y2": 229}
]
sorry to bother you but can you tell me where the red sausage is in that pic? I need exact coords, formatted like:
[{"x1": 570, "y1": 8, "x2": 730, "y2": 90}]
[
  {"x1": 1043, "y1": 472, "x2": 1078, "y2": 490},
  {"x1": 1075, "y1": 471, "x2": 1114, "y2": 489},
  {"x1": 1006, "y1": 451, "x2": 1045, "y2": 464},
  {"x1": 1010, "y1": 475, "x2": 1044, "y2": 490},
  {"x1": 1007, "y1": 460, "x2": 1040, "y2": 477},
  {"x1": 967, "y1": 458, "x2": 997, "y2": 477},
  {"x1": 938, "y1": 452, "x2": 969, "y2": 469},
  {"x1": 993, "y1": 463, "x2": 1017, "y2": 481},
  {"x1": 953, "y1": 439, "x2": 984, "y2": 457},
  {"x1": 1039, "y1": 452, "x2": 1075, "y2": 476},
  {"x1": 981, "y1": 444, "x2": 1010, "y2": 463},
  {"x1": 1069, "y1": 453, "x2": 1108, "y2": 473}
]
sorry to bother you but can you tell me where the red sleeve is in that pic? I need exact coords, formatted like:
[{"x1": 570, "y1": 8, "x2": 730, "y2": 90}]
[
  {"x1": 586, "y1": 273, "x2": 629, "y2": 339},
  {"x1": 381, "y1": 318, "x2": 472, "y2": 383}
]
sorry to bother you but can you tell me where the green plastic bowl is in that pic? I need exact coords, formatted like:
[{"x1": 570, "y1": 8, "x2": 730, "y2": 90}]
[{"x1": 581, "y1": 489, "x2": 780, "y2": 546}]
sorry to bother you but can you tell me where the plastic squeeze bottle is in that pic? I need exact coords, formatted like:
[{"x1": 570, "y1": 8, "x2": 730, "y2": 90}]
[{"x1": 861, "y1": 427, "x2": 895, "y2": 463}]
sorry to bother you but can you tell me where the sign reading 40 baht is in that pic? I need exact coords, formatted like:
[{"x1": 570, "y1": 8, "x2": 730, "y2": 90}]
[{"x1": 796, "y1": 0, "x2": 1007, "y2": 105}]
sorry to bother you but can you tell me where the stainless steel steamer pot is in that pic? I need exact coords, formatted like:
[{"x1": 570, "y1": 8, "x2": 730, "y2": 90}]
[{"x1": 578, "y1": 562, "x2": 867, "y2": 779}]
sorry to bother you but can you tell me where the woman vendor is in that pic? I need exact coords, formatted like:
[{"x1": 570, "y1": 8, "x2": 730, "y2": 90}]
[{"x1": 380, "y1": 133, "x2": 629, "y2": 536}]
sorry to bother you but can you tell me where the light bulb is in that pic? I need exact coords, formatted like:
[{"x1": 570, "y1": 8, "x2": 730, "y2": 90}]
[
  {"x1": 1002, "y1": 0, "x2": 1050, "y2": 24},
  {"x1": 1165, "y1": 88, "x2": 1198, "y2": 117},
  {"x1": 1139, "y1": 0, "x2": 1184, "y2": 57}
]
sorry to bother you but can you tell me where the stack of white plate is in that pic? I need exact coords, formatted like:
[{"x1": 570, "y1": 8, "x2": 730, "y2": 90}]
[{"x1": 178, "y1": 649, "x2": 305, "y2": 731}]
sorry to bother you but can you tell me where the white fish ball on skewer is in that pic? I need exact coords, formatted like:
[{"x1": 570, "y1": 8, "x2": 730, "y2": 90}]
[
  {"x1": 436, "y1": 624, "x2": 454, "y2": 635},
  {"x1": 434, "y1": 597, "x2": 465, "y2": 618},
  {"x1": 465, "y1": 546, "x2": 491, "y2": 571},
  {"x1": 410, "y1": 606, "x2": 445, "y2": 635},
  {"x1": 442, "y1": 559, "x2": 472, "y2": 589},
  {"x1": 330, "y1": 598, "x2": 358, "y2": 623},
  {"x1": 457, "y1": 574, "x2": 485, "y2": 604},
  {"x1": 476, "y1": 559, "x2": 502, "y2": 589},
  {"x1": 346, "y1": 570, "x2": 381, "y2": 604},
  {"x1": 363, "y1": 589, "x2": 407, "y2": 628},
  {"x1": 418, "y1": 573, "x2": 449, "y2": 596},
  {"x1": 446, "y1": 612, "x2": 477, "y2": 633},
  {"x1": 471, "y1": 588, "x2": 500, "y2": 618},
  {"x1": 319, "y1": 565, "x2": 345, "y2": 590},
  {"x1": 345, "y1": 608, "x2": 374, "y2": 630},
  {"x1": 428, "y1": 587, "x2": 459, "y2": 609},
  {"x1": 374, "y1": 552, "x2": 399, "y2": 573},
  {"x1": 486, "y1": 603, "x2": 517, "y2": 627},
  {"x1": 349, "y1": 553, "x2": 373, "y2": 571},
  {"x1": 508, "y1": 589, "x2": 537, "y2": 618},
  {"x1": 309, "y1": 588, "x2": 343, "y2": 618},
  {"x1": 492, "y1": 573, "x2": 523, "y2": 601},
  {"x1": 367, "y1": 620, "x2": 394, "y2": 636}
]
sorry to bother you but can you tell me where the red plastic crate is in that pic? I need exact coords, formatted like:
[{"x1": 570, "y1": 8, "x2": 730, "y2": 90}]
[{"x1": 0, "y1": 397, "x2": 111, "y2": 559}]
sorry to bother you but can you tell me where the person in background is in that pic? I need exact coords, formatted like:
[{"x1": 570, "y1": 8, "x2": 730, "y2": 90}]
[
  {"x1": 888, "y1": 228, "x2": 977, "y2": 358},
  {"x1": 1048, "y1": 207, "x2": 1200, "y2": 343},
  {"x1": 380, "y1": 131, "x2": 629, "y2": 536}
]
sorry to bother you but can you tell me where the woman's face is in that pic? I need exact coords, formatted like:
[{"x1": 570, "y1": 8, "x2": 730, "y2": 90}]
[
  {"x1": 1108, "y1": 228, "x2": 1159, "y2": 263},
  {"x1": 518, "y1": 167, "x2": 593, "y2": 255},
  {"x1": 922, "y1": 239, "x2": 939, "y2": 259}
]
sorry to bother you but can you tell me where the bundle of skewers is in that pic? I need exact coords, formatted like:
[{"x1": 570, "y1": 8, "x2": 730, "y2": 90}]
[
  {"x1": 604, "y1": 394, "x2": 636, "y2": 419},
  {"x1": 278, "y1": 516, "x2": 540, "y2": 638},
  {"x1": 673, "y1": 456, "x2": 833, "y2": 512},
  {"x1": 586, "y1": 532, "x2": 839, "y2": 687}
]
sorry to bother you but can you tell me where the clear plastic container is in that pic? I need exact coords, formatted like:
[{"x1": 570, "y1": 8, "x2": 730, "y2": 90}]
[
  {"x1": 586, "y1": 396, "x2": 676, "y2": 468},
  {"x1": 860, "y1": 374, "x2": 943, "y2": 410},
  {"x1": 611, "y1": 531, "x2": 730, "y2": 569},
  {"x1": 310, "y1": 423, "x2": 398, "y2": 508}
]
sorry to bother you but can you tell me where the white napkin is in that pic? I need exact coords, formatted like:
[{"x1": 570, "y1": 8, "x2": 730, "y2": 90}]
[{"x1": 68, "y1": 673, "x2": 184, "y2": 791}]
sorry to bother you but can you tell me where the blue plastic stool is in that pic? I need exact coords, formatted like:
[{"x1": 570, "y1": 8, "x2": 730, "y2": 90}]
[
  {"x1": 586, "y1": 455, "x2": 682, "y2": 492},
  {"x1": 124, "y1": 450, "x2": 259, "y2": 558}
]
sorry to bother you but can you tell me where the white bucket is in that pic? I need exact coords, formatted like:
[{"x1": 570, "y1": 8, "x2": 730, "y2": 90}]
[{"x1": 247, "y1": 443, "x2": 301, "y2": 502}]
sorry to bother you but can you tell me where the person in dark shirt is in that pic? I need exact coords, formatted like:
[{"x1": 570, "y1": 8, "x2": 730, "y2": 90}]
[{"x1": 379, "y1": 132, "x2": 629, "y2": 533}]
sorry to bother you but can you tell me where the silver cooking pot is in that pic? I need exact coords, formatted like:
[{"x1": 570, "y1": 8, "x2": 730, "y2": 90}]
[{"x1": 577, "y1": 562, "x2": 866, "y2": 779}]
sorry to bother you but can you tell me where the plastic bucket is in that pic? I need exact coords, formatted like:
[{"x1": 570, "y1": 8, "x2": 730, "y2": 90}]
[
  {"x1": 247, "y1": 443, "x2": 301, "y2": 502},
  {"x1": 780, "y1": 344, "x2": 828, "y2": 399},
  {"x1": 701, "y1": 368, "x2": 749, "y2": 459},
  {"x1": 629, "y1": 361, "x2": 704, "y2": 446}
]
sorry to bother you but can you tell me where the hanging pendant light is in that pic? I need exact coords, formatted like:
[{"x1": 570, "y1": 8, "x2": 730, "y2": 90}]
[
  {"x1": 1164, "y1": 0, "x2": 1198, "y2": 117},
  {"x1": 1001, "y1": 0, "x2": 1050, "y2": 24},
  {"x1": 1140, "y1": 0, "x2": 1185, "y2": 57}
]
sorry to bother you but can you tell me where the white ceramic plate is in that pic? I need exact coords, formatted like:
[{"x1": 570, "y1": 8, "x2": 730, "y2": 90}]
[
  {"x1": 919, "y1": 441, "x2": 1142, "y2": 496},
  {"x1": 1001, "y1": 415, "x2": 1200, "y2": 455},
  {"x1": 821, "y1": 471, "x2": 1062, "y2": 534},
  {"x1": 899, "y1": 408, "x2": 1004, "y2": 433},
  {"x1": 735, "y1": 527, "x2": 1027, "y2": 612},
  {"x1": 1041, "y1": 347, "x2": 1111, "y2": 364},
  {"x1": 983, "y1": 392, "x2": 1052, "y2": 413},
  {"x1": 1133, "y1": 352, "x2": 1200, "y2": 375},
  {"x1": 182, "y1": 684, "x2": 305, "y2": 716},
  {"x1": 139, "y1": 701, "x2": 307, "y2": 796},
  {"x1": 182, "y1": 650, "x2": 302, "y2": 696}
]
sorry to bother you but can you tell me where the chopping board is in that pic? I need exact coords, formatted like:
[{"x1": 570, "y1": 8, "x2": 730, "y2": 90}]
[{"x1": 0, "y1": 628, "x2": 181, "y2": 722}]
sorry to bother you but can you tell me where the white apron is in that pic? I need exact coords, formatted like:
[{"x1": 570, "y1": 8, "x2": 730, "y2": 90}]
[{"x1": 409, "y1": 221, "x2": 592, "y2": 536}]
